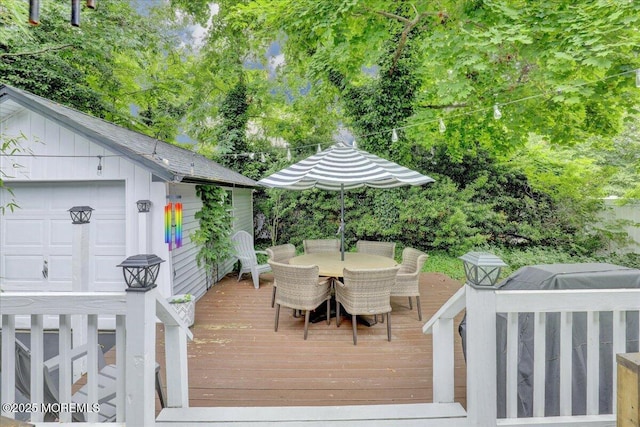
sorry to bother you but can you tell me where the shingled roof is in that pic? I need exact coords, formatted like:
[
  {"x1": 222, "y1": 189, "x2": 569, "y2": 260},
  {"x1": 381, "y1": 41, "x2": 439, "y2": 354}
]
[{"x1": 0, "y1": 84, "x2": 256, "y2": 188}]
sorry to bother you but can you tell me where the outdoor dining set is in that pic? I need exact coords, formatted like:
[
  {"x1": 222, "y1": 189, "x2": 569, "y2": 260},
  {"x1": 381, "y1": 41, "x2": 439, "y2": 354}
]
[
  {"x1": 228, "y1": 142, "x2": 434, "y2": 345},
  {"x1": 232, "y1": 231, "x2": 428, "y2": 345}
]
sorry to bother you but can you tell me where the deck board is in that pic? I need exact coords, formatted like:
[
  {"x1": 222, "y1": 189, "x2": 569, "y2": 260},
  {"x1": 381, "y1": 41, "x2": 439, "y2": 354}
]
[{"x1": 156, "y1": 271, "x2": 468, "y2": 409}]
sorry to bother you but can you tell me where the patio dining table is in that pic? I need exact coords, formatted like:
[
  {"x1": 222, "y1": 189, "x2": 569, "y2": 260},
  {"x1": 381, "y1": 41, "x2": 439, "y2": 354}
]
[
  {"x1": 289, "y1": 252, "x2": 397, "y2": 278},
  {"x1": 289, "y1": 252, "x2": 398, "y2": 326}
]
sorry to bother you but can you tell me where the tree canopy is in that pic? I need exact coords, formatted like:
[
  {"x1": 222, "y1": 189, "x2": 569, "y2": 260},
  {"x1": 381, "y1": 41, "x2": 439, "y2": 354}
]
[
  {"x1": 1, "y1": 0, "x2": 194, "y2": 140},
  {"x1": 228, "y1": 1, "x2": 639, "y2": 150},
  {"x1": 2, "y1": 0, "x2": 639, "y2": 260}
]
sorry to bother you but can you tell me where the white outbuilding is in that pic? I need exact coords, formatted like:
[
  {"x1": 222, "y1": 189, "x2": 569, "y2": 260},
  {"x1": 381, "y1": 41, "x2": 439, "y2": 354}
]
[{"x1": 0, "y1": 84, "x2": 255, "y2": 307}]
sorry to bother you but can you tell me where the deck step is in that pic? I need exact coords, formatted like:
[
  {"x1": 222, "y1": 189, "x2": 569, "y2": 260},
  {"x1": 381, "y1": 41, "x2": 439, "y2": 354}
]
[{"x1": 156, "y1": 403, "x2": 467, "y2": 426}]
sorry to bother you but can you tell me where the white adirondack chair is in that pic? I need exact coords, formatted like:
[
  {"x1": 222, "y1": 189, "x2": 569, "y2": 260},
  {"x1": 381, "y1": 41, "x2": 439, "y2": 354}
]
[
  {"x1": 231, "y1": 230, "x2": 271, "y2": 289},
  {"x1": 9, "y1": 338, "x2": 165, "y2": 422}
]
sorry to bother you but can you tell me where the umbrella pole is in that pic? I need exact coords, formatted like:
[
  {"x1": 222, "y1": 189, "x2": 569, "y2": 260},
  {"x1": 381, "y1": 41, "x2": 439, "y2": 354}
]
[{"x1": 340, "y1": 184, "x2": 345, "y2": 261}]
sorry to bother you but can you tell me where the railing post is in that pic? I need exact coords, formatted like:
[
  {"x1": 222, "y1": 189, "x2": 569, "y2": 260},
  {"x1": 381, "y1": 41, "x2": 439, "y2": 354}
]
[
  {"x1": 1, "y1": 315, "x2": 16, "y2": 419},
  {"x1": 465, "y1": 283, "x2": 498, "y2": 427},
  {"x1": 71, "y1": 208, "x2": 91, "y2": 380},
  {"x1": 155, "y1": 295, "x2": 193, "y2": 409},
  {"x1": 423, "y1": 286, "x2": 467, "y2": 405},
  {"x1": 164, "y1": 324, "x2": 189, "y2": 407},
  {"x1": 432, "y1": 317, "x2": 455, "y2": 402},
  {"x1": 125, "y1": 286, "x2": 158, "y2": 426}
]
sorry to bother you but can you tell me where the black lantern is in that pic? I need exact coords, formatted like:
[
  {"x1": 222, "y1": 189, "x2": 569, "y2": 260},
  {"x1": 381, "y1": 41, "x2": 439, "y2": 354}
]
[
  {"x1": 117, "y1": 254, "x2": 165, "y2": 290},
  {"x1": 459, "y1": 252, "x2": 507, "y2": 287},
  {"x1": 136, "y1": 200, "x2": 152, "y2": 213},
  {"x1": 68, "y1": 206, "x2": 94, "y2": 224}
]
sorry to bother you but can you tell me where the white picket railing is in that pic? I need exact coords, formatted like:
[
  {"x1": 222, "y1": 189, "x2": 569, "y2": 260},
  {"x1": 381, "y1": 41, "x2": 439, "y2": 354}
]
[
  {"x1": 424, "y1": 283, "x2": 640, "y2": 427},
  {"x1": 423, "y1": 285, "x2": 466, "y2": 404},
  {"x1": 1, "y1": 288, "x2": 192, "y2": 426},
  {"x1": 3, "y1": 281, "x2": 638, "y2": 426}
]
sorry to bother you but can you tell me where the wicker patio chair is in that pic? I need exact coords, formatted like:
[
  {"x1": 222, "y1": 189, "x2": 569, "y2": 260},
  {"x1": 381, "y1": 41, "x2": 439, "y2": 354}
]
[
  {"x1": 392, "y1": 247, "x2": 429, "y2": 321},
  {"x1": 303, "y1": 239, "x2": 340, "y2": 254},
  {"x1": 268, "y1": 260, "x2": 332, "y2": 340},
  {"x1": 266, "y1": 243, "x2": 296, "y2": 307},
  {"x1": 355, "y1": 240, "x2": 396, "y2": 259},
  {"x1": 335, "y1": 266, "x2": 400, "y2": 345},
  {"x1": 231, "y1": 230, "x2": 270, "y2": 289}
]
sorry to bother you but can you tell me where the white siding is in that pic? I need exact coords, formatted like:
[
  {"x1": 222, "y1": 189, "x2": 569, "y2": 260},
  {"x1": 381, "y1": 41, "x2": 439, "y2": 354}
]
[
  {"x1": 1, "y1": 109, "x2": 147, "y2": 186},
  {"x1": 168, "y1": 184, "x2": 207, "y2": 300},
  {"x1": 215, "y1": 187, "x2": 254, "y2": 282},
  {"x1": 0, "y1": 108, "x2": 166, "y2": 293},
  {"x1": 231, "y1": 187, "x2": 254, "y2": 234}
]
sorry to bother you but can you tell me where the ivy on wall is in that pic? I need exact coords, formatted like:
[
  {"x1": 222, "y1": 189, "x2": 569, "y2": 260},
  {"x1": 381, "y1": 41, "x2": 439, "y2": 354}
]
[{"x1": 192, "y1": 185, "x2": 234, "y2": 288}]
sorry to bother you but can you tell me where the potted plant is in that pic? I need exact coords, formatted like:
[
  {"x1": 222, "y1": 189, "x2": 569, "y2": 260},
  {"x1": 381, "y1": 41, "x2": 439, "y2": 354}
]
[{"x1": 167, "y1": 293, "x2": 195, "y2": 327}]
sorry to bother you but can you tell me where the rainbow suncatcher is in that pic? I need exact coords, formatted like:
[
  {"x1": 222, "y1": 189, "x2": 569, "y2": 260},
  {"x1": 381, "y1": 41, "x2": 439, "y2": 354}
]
[
  {"x1": 175, "y1": 202, "x2": 183, "y2": 248},
  {"x1": 164, "y1": 203, "x2": 172, "y2": 245}
]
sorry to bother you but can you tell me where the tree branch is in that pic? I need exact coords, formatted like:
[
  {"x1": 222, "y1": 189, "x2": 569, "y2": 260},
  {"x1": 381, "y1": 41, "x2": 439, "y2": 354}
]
[
  {"x1": 367, "y1": 5, "x2": 442, "y2": 74},
  {"x1": 372, "y1": 9, "x2": 412, "y2": 24},
  {"x1": 390, "y1": 15, "x2": 421, "y2": 73},
  {"x1": 420, "y1": 103, "x2": 469, "y2": 109},
  {"x1": 0, "y1": 44, "x2": 74, "y2": 59}
]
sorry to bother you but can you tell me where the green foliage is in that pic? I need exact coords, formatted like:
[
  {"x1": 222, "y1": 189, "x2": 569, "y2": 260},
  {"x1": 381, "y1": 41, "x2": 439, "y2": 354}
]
[
  {"x1": 214, "y1": 82, "x2": 250, "y2": 171},
  {"x1": 1, "y1": 0, "x2": 193, "y2": 142},
  {"x1": 601, "y1": 252, "x2": 640, "y2": 270},
  {"x1": 192, "y1": 186, "x2": 234, "y2": 285},
  {"x1": 169, "y1": 293, "x2": 193, "y2": 304},
  {"x1": 0, "y1": 0, "x2": 32, "y2": 47},
  {"x1": 3, "y1": 0, "x2": 638, "y2": 277},
  {"x1": 426, "y1": 248, "x2": 640, "y2": 286},
  {"x1": 579, "y1": 117, "x2": 640, "y2": 200},
  {"x1": 488, "y1": 246, "x2": 595, "y2": 277},
  {"x1": 230, "y1": 0, "x2": 640, "y2": 155},
  {"x1": 423, "y1": 252, "x2": 466, "y2": 282}
]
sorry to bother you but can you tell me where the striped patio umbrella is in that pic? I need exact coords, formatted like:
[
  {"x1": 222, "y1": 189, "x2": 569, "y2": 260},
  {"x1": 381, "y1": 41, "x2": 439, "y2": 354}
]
[{"x1": 257, "y1": 143, "x2": 435, "y2": 260}]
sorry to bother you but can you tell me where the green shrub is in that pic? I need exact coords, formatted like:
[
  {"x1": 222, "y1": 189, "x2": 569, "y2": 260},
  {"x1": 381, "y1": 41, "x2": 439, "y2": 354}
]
[{"x1": 427, "y1": 247, "x2": 640, "y2": 283}]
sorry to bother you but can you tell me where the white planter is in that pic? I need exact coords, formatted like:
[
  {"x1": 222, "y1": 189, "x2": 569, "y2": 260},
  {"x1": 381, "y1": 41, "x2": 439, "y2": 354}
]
[{"x1": 168, "y1": 294, "x2": 195, "y2": 327}]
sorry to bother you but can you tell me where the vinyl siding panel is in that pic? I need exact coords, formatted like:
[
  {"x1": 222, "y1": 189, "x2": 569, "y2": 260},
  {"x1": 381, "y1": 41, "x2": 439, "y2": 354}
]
[
  {"x1": 169, "y1": 184, "x2": 208, "y2": 300},
  {"x1": 232, "y1": 188, "x2": 254, "y2": 234},
  {"x1": 216, "y1": 187, "x2": 254, "y2": 283}
]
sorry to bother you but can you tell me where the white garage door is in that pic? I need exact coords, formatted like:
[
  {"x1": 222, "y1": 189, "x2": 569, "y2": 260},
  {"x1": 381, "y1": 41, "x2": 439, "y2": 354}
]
[{"x1": 1, "y1": 181, "x2": 126, "y2": 292}]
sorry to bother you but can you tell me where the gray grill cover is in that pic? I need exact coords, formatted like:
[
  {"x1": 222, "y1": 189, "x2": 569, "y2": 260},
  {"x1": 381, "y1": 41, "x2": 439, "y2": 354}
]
[{"x1": 460, "y1": 263, "x2": 640, "y2": 417}]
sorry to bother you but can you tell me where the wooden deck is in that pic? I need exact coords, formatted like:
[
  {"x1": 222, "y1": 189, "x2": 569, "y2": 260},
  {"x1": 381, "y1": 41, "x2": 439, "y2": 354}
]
[{"x1": 156, "y1": 271, "x2": 468, "y2": 409}]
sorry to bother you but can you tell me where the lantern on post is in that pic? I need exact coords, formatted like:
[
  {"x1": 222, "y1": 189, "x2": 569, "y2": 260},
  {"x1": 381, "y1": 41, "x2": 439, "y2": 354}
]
[
  {"x1": 136, "y1": 200, "x2": 152, "y2": 213},
  {"x1": 117, "y1": 254, "x2": 165, "y2": 291},
  {"x1": 68, "y1": 206, "x2": 94, "y2": 224},
  {"x1": 459, "y1": 252, "x2": 507, "y2": 288}
]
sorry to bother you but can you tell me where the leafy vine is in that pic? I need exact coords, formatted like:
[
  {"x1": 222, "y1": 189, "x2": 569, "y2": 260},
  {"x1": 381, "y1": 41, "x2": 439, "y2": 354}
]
[{"x1": 192, "y1": 185, "x2": 234, "y2": 288}]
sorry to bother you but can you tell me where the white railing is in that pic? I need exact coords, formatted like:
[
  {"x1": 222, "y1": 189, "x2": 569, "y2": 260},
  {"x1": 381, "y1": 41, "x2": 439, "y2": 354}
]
[
  {"x1": 423, "y1": 286, "x2": 466, "y2": 404},
  {"x1": 424, "y1": 283, "x2": 640, "y2": 427},
  {"x1": 1, "y1": 288, "x2": 192, "y2": 425}
]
